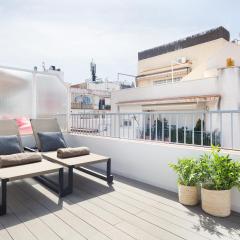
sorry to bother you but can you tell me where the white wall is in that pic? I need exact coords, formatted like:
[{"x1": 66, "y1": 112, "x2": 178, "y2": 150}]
[
  {"x1": 112, "y1": 77, "x2": 219, "y2": 112},
  {"x1": 65, "y1": 134, "x2": 240, "y2": 213},
  {"x1": 138, "y1": 38, "x2": 227, "y2": 76},
  {"x1": 112, "y1": 67, "x2": 240, "y2": 113},
  {"x1": 137, "y1": 39, "x2": 240, "y2": 87},
  {"x1": 87, "y1": 82, "x2": 120, "y2": 92}
]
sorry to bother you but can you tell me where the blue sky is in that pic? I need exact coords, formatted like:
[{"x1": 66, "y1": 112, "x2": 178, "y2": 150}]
[{"x1": 0, "y1": 0, "x2": 239, "y2": 83}]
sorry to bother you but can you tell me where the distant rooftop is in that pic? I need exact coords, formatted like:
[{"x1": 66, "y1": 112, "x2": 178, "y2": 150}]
[{"x1": 138, "y1": 26, "x2": 230, "y2": 60}]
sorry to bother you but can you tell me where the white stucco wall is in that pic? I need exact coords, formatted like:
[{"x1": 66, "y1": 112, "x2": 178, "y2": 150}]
[
  {"x1": 138, "y1": 39, "x2": 228, "y2": 76},
  {"x1": 137, "y1": 39, "x2": 240, "y2": 87},
  {"x1": 112, "y1": 77, "x2": 219, "y2": 112},
  {"x1": 65, "y1": 134, "x2": 240, "y2": 213},
  {"x1": 20, "y1": 133, "x2": 240, "y2": 213},
  {"x1": 112, "y1": 67, "x2": 240, "y2": 113}
]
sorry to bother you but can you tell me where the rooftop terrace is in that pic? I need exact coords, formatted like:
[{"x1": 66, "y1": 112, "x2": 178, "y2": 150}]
[
  {"x1": 1, "y1": 65, "x2": 240, "y2": 239},
  {"x1": 1, "y1": 170, "x2": 240, "y2": 240}
]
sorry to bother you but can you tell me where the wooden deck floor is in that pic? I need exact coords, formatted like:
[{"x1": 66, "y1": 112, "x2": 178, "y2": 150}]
[{"x1": 1, "y1": 170, "x2": 240, "y2": 240}]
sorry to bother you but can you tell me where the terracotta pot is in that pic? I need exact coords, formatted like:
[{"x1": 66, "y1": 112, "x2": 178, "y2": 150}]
[
  {"x1": 178, "y1": 184, "x2": 198, "y2": 206},
  {"x1": 201, "y1": 188, "x2": 231, "y2": 217}
]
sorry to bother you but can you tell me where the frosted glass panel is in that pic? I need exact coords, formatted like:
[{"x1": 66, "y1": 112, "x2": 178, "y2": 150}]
[
  {"x1": 0, "y1": 68, "x2": 33, "y2": 118},
  {"x1": 35, "y1": 73, "x2": 68, "y2": 130},
  {"x1": 0, "y1": 67, "x2": 69, "y2": 133},
  {"x1": 0, "y1": 68, "x2": 33, "y2": 134}
]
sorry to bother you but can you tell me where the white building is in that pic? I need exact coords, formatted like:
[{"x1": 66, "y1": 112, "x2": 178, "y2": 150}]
[
  {"x1": 71, "y1": 80, "x2": 125, "y2": 113},
  {"x1": 111, "y1": 27, "x2": 240, "y2": 148},
  {"x1": 112, "y1": 27, "x2": 240, "y2": 113}
]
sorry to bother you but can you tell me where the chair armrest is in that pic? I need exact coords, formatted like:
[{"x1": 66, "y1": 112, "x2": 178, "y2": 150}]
[{"x1": 24, "y1": 147, "x2": 37, "y2": 152}]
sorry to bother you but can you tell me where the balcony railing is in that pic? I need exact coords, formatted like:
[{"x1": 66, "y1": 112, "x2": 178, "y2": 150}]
[
  {"x1": 70, "y1": 110, "x2": 240, "y2": 150},
  {"x1": 71, "y1": 102, "x2": 94, "y2": 109}
]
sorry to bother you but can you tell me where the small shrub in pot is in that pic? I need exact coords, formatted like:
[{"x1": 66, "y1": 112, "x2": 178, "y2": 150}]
[
  {"x1": 199, "y1": 146, "x2": 240, "y2": 217},
  {"x1": 169, "y1": 158, "x2": 199, "y2": 206}
]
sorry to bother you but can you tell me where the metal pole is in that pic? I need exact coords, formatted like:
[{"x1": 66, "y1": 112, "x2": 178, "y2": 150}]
[
  {"x1": 149, "y1": 113, "x2": 152, "y2": 140},
  {"x1": 184, "y1": 114, "x2": 186, "y2": 144},
  {"x1": 220, "y1": 112, "x2": 223, "y2": 147},
  {"x1": 169, "y1": 114, "x2": 171, "y2": 143},
  {"x1": 143, "y1": 113, "x2": 146, "y2": 140},
  {"x1": 155, "y1": 114, "x2": 157, "y2": 141},
  {"x1": 210, "y1": 112, "x2": 212, "y2": 145},
  {"x1": 176, "y1": 114, "x2": 179, "y2": 143},
  {"x1": 201, "y1": 113, "x2": 204, "y2": 146},
  {"x1": 231, "y1": 112, "x2": 234, "y2": 149},
  {"x1": 192, "y1": 113, "x2": 195, "y2": 145}
]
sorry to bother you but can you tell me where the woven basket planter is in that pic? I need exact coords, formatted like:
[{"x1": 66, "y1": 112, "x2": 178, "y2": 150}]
[
  {"x1": 201, "y1": 188, "x2": 231, "y2": 217},
  {"x1": 178, "y1": 184, "x2": 198, "y2": 206}
]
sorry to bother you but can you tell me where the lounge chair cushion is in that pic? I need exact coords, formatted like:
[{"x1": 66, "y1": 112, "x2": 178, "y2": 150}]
[
  {"x1": 0, "y1": 152, "x2": 42, "y2": 168},
  {"x1": 57, "y1": 147, "x2": 90, "y2": 158},
  {"x1": 37, "y1": 132, "x2": 67, "y2": 152},
  {"x1": 0, "y1": 135, "x2": 22, "y2": 155}
]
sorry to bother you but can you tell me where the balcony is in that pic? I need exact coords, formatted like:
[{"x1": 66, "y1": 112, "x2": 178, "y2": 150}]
[{"x1": 71, "y1": 102, "x2": 94, "y2": 110}]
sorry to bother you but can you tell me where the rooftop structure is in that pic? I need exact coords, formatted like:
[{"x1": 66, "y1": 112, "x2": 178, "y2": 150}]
[
  {"x1": 71, "y1": 78, "x2": 134, "y2": 112},
  {"x1": 70, "y1": 81, "x2": 120, "y2": 112},
  {"x1": 138, "y1": 26, "x2": 230, "y2": 60},
  {"x1": 136, "y1": 26, "x2": 239, "y2": 88},
  {"x1": 112, "y1": 27, "x2": 240, "y2": 119},
  {"x1": 1, "y1": 19, "x2": 240, "y2": 239},
  {"x1": 1, "y1": 63, "x2": 240, "y2": 240}
]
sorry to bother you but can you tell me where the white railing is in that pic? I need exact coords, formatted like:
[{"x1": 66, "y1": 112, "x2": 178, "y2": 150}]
[{"x1": 70, "y1": 111, "x2": 240, "y2": 150}]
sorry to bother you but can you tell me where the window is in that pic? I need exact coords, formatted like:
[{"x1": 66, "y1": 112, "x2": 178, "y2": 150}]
[
  {"x1": 153, "y1": 77, "x2": 182, "y2": 85},
  {"x1": 122, "y1": 119, "x2": 132, "y2": 127}
]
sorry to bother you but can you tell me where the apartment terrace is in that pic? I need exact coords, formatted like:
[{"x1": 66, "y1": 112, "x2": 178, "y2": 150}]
[
  {"x1": 1, "y1": 66, "x2": 240, "y2": 240},
  {"x1": 1, "y1": 159, "x2": 240, "y2": 240}
]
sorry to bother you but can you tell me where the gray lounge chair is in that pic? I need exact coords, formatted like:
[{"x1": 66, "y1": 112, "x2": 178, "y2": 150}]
[
  {"x1": 30, "y1": 118, "x2": 113, "y2": 196},
  {"x1": 0, "y1": 120, "x2": 64, "y2": 215}
]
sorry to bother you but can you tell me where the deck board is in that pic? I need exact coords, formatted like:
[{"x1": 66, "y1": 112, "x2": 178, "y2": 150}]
[
  {"x1": 75, "y1": 174, "x2": 240, "y2": 240},
  {"x1": 0, "y1": 171, "x2": 240, "y2": 240}
]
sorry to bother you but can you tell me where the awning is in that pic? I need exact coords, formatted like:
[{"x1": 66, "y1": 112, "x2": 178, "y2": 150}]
[{"x1": 117, "y1": 94, "x2": 220, "y2": 106}]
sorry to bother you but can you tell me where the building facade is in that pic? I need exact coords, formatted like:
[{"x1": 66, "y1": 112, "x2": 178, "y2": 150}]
[
  {"x1": 111, "y1": 26, "x2": 240, "y2": 148},
  {"x1": 112, "y1": 26, "x2": 240, "y2": 113},
  {"x1": 71, "y1": 80, "x2": 122, "y2": 113}
]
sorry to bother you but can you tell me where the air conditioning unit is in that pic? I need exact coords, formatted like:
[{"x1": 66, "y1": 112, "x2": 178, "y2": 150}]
[{"x1": 177, "y1": 57, "x2": 187, "y2": 64}]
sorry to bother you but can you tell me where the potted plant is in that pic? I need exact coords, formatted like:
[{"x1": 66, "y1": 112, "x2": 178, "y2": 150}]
[
  {"x1": 199, "y1": 146, "x2": 240, "y2": 217},
  {"x1": 169, "y1": 158, "x2": 199, "y2": 206},
  {"x1": 226, "y1": 57, "x2": 235, "y2": 67}
]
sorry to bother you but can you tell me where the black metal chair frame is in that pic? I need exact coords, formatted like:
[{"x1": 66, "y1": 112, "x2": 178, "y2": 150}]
[
  {"x1": 0, "y1": 168, "x2": 64, "y2": 216},
  {"x1": 24, "y1": 147, "x2": 113, "y2": 197}
]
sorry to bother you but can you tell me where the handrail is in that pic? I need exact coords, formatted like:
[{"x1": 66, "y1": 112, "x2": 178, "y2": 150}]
[{"x1": 70, "y1": 110, "x2": 240, "y2": 150}]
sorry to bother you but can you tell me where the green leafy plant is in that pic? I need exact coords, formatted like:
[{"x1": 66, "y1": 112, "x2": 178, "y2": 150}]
[
  {"x1": 199, "y1": 146, "x2": 240, "y2": 190},
  {"x1": 169, "y1": 158, "x2": 200, "y2": 186}
]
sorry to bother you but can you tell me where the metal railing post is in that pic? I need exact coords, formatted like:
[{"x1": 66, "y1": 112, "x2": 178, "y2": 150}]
[
  {"x1": 184, "y1": 114, "x2": 186, "y2": 144},
  {"x1": 169, "y1": 114, "x2": 171, "y2": 143},
  {"x1": 192, "y1": 113, "x2": 195, "y2": 145},
  {"x1": 231, "y1": 112, "x2": 234, "y2": 149},
  {"x1": 210, "y1": 112, "x2": 212, "y2": 145},
  {"x1": 201, "y1": 113, "x2": 204, "y2": 146},
  {"x1": 68, "y1": 110, "x2": 240, "y2": 150},
  {"x1": 149, "y1": 113, "x2": 152, "y2": 140},
  {"x1": 176, "y1": 114, "x2": 179, "y2": 143},
  {"x1": 155, "y1": 114, "x2": 157, "y2": 141}
]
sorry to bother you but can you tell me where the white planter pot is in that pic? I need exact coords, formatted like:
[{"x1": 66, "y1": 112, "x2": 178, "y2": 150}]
[
  {"x1": 201, "y1": 188, "x2": 231, "y2": 217},
  {"x1": 178, "y1": 184, "x2": 198, "y2": 206}
]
